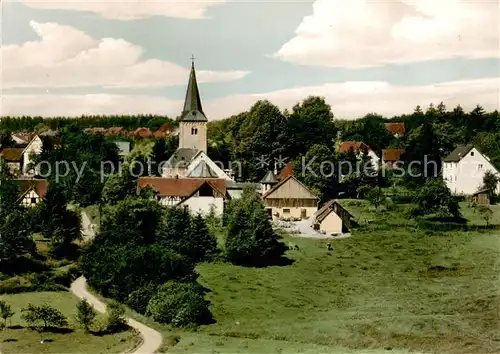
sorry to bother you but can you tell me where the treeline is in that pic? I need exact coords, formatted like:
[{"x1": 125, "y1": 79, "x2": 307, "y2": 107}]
[{"x1": 0, "y1": 115, "x2": 176, "y2": 132}]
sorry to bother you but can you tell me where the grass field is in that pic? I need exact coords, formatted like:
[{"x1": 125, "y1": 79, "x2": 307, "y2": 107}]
[
  {"x1": 140, "y1": 200, "x2": 500, "y2": 354},
  {"x1": 0, "y1": 292, "x2": 139, "y2": 354}
]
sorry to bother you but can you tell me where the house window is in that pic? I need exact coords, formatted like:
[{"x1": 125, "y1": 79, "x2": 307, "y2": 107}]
[
  {"x1": 31, "y1": 197, "x2": 37, "y2": 204},
  {"x1": 283, "y1": 208, "x2": 291, "y2": 214},
  {"x1": 191, "y1": 127, "x2": 198, "y2": 135},
  {"x1": 478, "y1": 164, "x2": 483, "y2": 169},
  {"x1": 470, "y1": 151, "x2": 474, "y2": 156}
]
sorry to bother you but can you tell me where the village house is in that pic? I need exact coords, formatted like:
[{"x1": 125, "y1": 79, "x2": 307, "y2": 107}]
[
  {"x1": 312, "y1": 199, "x2": 356, "y2": 235},
  {"x1": 338, "y1": 141, "x2": 380, "y2": 167},
  {"x1": 262, "y1": 175, "x2": 319, "y2": 220},
  {"x1": 11, "y1": 132, "x2": 35, "y2": 146},
  {"x1": 137, "y1": 177, "x2": 229, "y2": 216},
  {"x1": 382, "y1": 148, "x2": 405, "y2": 168},
  {"x1": 0, "y1": 147, "x2": 24, "y2": 175},
  {"x1": 13, "y1": 178, "x2": 48, "y2": 207},
  {"x1": 385, "y1": 122, "x2": 405, "y2": 138},
  {"x1": 21, "y1": 134, "x2": 61, "y2": 176},
  {"x1": 442, "y1": 144, "x2": 500, "y2": 195}
]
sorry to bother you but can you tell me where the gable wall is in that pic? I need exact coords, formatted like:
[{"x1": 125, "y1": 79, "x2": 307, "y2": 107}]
[{"x1": 265, "y1": 177, "x2": 317, "y2": 200}]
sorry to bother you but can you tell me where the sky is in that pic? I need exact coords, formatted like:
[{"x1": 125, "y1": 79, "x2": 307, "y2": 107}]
[{"x1": 1, "y1": 0, "x2": 499, "y2": 120}]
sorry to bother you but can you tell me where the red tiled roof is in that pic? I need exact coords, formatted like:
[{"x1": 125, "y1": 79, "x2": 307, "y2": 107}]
[
  {"x1": 137, "y1": 177, "x2": 227, "y2": 198},
  {"x1": 0, "y1": 148, "x2": 24, "y2": 161},
  {"x1": 133, "y1": 128, "x2": 152, "y2": 138},
  {"x1": 14, "y1": 178, "x2": 48, "y2": 198},
  {"x1": 278, "y1": 162, "x2": 294, "y2": 180},
  {"x1": 338, "y1": 142, "x2": 372, "y2": 154},
  {"x1": 382, "y1": 149, "x2": 405, "y2": 162},
  {"x1": 156, "y1": 123, "x2": 175, "y2": 133},
  {"x1": 385, "y1": 123, "x2": 405, "y2": 136},
  {"x1": 106, "y1": 127, "x2": 124, "y2": 136}
]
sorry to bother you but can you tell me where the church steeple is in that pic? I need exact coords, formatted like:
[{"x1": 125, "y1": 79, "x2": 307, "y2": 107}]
[{"x1": 180, "y1": 56, "x2": 207, "y2": 122}]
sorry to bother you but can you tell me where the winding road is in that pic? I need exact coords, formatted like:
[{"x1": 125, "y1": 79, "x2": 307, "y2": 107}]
[{"x1": 70, "y1": 276, "x2": 163, "y2": 354}]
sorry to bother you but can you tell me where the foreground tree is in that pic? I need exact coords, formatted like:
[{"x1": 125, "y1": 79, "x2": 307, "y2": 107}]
[
  {"x1": 367, "y1": 187, "x2": 386, "y2": 211},
  {"x1": 0, "y1": 209, "x2": 35, "y2": 263},
  {"x1": 75, "y1": 299, "x2": 96, "y2": 333},
  {"x1": 0, "y1": 301, "x2": 14, "y2": 327},
  {"x1": 224, "y1": 188, "x2": 288, "y2": 266},
  {"x1": 21, "y1": 304, "x2": 68, "y2": 343}
]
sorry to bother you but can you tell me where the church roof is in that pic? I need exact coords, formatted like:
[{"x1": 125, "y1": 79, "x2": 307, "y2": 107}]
[
  {"x1": 188, "y1": 160, "x2": 218, "y2": 178},
  {"x1": 260, "y1": 170, "x2": 278, "y2": 184},
  {"x1": 180, "y1": 62, "x2": 207, "y2": 122},
  {"x1": 166, "y1": 148, "x2": 200, "y2": 168}
]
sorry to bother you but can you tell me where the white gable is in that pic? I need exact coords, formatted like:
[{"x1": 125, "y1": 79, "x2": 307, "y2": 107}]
[
  {"x1": 443, "y1": 147, "x2": 500, "y2": 195},
  {"x1": 186, "y1": 151, "x2": 234, "y2": 181}
]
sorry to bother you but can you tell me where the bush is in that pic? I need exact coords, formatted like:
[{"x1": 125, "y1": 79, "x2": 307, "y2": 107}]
[
  {"x1": 51, "y1": 264, "x2": 81, "y2": 287},
  {"x1": 127, "y1": 283, "x2": 159, "y2": 315},
  {"x1": 106, "y1": 301, "x2": 127, "y2": 332},
  {"x1": 146, "y1": 281, "x2": 213, "y2": 327}
]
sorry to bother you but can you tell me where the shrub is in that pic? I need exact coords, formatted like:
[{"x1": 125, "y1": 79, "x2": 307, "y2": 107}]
[
  {"x1": 146, "y1": 281, "x2": 213, "y2": 327},
  {"x1": 106, "y1": 301, "x2": 127, "y2": 332},
  {"x1": 0, "y1": 300, "x2": 14, "y2": 326},
  {"x1": 127, "y1": 283, "x2": 159, "y2": 315},
  {"x1": 51, "y1": 264, "x2": 81, "y2": 287}
]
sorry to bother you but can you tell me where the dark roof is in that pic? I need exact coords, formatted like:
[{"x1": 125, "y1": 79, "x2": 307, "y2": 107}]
[
  {"x1": 0, "y1": 148, "x2": 24, "y2": 161},
  {"x1": 137, "y1": 177, "x2": 226, "y2": 198},
  {"x1": 225, "y1": 181, "x2": 260, "y2": 190},
  {"x1": 443, "y1": 145, "x2": 474, "y2": 162},
  {"x1": 39, "y1": 135, "x2": 61, "y2": 146},
  {"x1": 180, "y1": 62, "x2": 207, "y2": 122},
  {"x1": 188, "y1": 160, "x2": 218, "y2": 178},
  {"x1": 166, "y1": 148, "x2": 200, "y2": 168},
  {"x1": 260, "y1": 170, "x2": 278, "y2": 184},
  {"x1": 13, "y1": 178, "x2": 48, "y2": 198}
]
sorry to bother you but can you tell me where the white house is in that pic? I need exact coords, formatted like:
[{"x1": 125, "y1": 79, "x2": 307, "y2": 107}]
[
  {"x1": 0, "y1": 148, "x2": 24, "y2": 175},
  {"x1": 21, "y1": 135, "x2": 61, "y2": 176},
  {"x1": 338, "y1": 142, "x2": 380, "y2": 167},
  {"x1": 442, "y1": 145, "x2": 500, "y2": 195},
  {"x1": 137, "y1": 177, "x2": 229, "y2": 216}
]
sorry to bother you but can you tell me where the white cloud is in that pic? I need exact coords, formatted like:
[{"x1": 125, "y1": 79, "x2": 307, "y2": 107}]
[
  {"x1": 2, "y1": 77, "x2": 499, "y2": 119},
  {"x1": 18, "y1": 0, "x2": 226, "y2": 20},
  {"x1": 273, "y1": 0, "x2": 500, "y2": 67},
  {"x1": 1, "y1": 21, "x2": 249, "y2": 89}
]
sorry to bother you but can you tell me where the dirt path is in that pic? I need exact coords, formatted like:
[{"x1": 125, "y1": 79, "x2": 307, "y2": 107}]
[{"x1": 70, "y1": 276, "x2": 162, "y2": 354}]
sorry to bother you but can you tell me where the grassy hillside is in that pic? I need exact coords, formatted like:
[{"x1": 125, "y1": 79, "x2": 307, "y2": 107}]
[
  {"x1": 0, "y1": 292, "x2": 139, "y2": 354},
  {"x1": 128, "y1": 201, "x2": 500, "y2": 354}
]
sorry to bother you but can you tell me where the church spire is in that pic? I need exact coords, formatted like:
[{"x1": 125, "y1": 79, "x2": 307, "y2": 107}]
[{"x1": 180, "y1": 56, "x2": 207, "y2": 122}]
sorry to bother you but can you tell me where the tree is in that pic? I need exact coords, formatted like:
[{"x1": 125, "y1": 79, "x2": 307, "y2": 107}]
[
  {"x1": 414, "y1": 178, "x2": 460, "y2": 217},
  {"x1": 21, "y1": 304, "x2": 68, "y2": 342},
  {"x1": 367, "y1": 187, "x2": 386, "y2": 211},
  {"x1": 481, "y1": 170, "x2": 500, "y2": 198},
  {"x1": 157, "y1": 208, "x2": 218, "y2": 263},
  {"x1": 224, "y1": 187, "x2": 288, "y2": 266},
  {"x1": 101, "y1": 166, "x2": 137, "y2": 204},
  {"x1": 0, "y1": 157, "x2": 21, "y2": 220},
  {"x1": 34, "y1": 184, "x2": 81, "y2": 255},
  {"x1": 75, "y1": 299, "x2": 96, "y2": 333},
  {"x1": 146, "y1": 281, "x2": 212, "y2": 327},
  {"x1": 106, "y1": 301, "x2": 127, "y2": 332},
  {"x1": 0, "y1": 209, "x2": 35, "y2": 263},
  {"x1": 476, "y1": 205, "x2": 493, "y2": 227},
  {"x1": 0, "y1": 301, "x2": 14, "y2": 327}
]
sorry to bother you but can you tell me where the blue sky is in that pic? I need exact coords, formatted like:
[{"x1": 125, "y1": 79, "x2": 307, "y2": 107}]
[{"x1": 2, "y1": 0, "x2": 499, "y2": 119}]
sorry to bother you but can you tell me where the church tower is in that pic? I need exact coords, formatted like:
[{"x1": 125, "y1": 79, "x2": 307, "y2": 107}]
[{"x1": 178, "y1": 59, "x2": 207, "y2": 153}]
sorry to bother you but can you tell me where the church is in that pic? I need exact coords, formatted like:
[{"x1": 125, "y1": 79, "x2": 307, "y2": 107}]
[{"x1": 137, "y1": 60, "x2": 240, "y2": 216}]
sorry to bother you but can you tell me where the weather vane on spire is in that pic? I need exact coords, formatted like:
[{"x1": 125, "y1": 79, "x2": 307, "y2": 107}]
[{"x1": 191, "y1": 54, "x2": 196, "y2": 67}]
